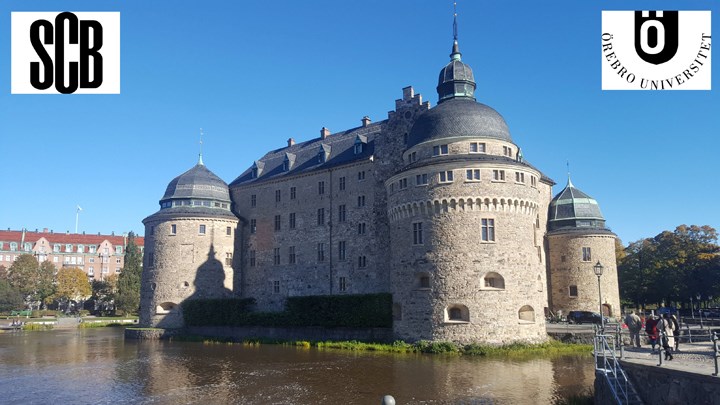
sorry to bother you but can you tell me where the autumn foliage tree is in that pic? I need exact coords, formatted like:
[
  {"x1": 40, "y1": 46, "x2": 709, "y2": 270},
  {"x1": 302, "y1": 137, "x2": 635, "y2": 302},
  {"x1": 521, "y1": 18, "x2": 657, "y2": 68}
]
[
  {"x1": 53, "y1": 267, "x2": 92, "y2": 311},
  {"x1": 7, "y1": 254, "x2": 56, "y2": 309},
  {"x1": 618, "y1": 225, "x2": 720, "y2": 309}
]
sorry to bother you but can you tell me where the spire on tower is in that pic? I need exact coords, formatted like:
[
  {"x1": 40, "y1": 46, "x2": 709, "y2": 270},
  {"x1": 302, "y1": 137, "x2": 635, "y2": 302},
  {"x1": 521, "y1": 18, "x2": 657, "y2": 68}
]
[
  {"x1": 566, "y1": 160, "x2": 574, "y2": 187},
  {"x1": 450, "y1": 1, "x2": 462, "y2": 61},
  {"x1": 198, "y1": 128, "x2": 204, "y2": 166}
]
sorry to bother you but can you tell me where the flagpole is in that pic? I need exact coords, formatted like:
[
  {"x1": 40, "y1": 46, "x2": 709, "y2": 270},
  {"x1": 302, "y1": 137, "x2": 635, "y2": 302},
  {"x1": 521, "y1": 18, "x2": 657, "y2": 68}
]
[{"x1": 75, "y1": 206, "x2": 82, "y2": 234}]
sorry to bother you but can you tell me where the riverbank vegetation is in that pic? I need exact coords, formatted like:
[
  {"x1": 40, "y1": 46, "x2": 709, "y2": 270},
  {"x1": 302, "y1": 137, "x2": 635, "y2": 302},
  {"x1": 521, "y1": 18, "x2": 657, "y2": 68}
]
[{"x1": 170, "y1": 335, "x2": 592, "y2": 357}]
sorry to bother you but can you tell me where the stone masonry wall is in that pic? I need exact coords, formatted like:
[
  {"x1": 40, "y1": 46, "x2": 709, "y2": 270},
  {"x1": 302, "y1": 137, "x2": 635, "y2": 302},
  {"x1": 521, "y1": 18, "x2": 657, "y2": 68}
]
[
  {"x1": 548, "y1": 232, "x2": 620, "y2": 319},
  {"x1": 140, "y1": 216, "x2": 238, "y2": 328}
]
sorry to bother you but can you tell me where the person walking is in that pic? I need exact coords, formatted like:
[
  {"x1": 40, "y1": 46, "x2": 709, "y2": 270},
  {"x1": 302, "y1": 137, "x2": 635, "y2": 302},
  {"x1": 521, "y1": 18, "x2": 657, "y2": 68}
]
[
  {"x1": 645, "y1": 315, "x2": 659, "y2": 353},
  {"x1": 658, "y1": 314, "x2": 674, "y2": 360},
  {"x1": 670, "y1": 313, "x2": 680, "y2": 351},
  {"x1": 624, "y1": 310, "x2": 643, "y2": 348}
]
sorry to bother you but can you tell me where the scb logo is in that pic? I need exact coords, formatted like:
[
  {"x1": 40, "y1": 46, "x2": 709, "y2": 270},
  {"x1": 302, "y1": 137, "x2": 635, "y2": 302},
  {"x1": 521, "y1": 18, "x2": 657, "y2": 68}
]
[
  {"x1": 11, "y1": 12, "x2": 120, "y2": 94},
  {"x1": 634, "y1": 10, "x2": 679, "y2": 65}
]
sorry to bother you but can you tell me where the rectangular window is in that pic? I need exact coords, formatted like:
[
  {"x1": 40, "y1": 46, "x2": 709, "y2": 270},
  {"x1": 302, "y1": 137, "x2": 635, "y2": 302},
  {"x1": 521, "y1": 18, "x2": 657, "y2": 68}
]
[
  {"x1": 273, "y1": 280, "x2": 280, "y2": 294},
  {"x1": 53, "y1": 244, "x2": 60, "y2": 253},
  {"x1": 339, "y1": 176, "x2": 346, "y2": 191},
  {"x1": 338, "y1": 241, "x2": 346, "y2": 261},
  {"x1": 317, "y1": 243, "x2": 325, "y2": 262},
  {"x1": 77, "y1": 245, "x2": 84, "y2": 253},
  {"x1": 439, "y1": 171, "x2": 454, "y2": 183},
  {"x1": 199, "y1": 224, "x2": 206, "y2": 235},
  {"x1": 415, "y1": 173, "x2": 428, "y2": 185},
  {"x1": 288, "y1": 246, "x2": 296, "y2": 264},
  {"x1": 399, "y1": 178, "x2": 408, "y2": 189},
  {"x1": 569, "y1": 285, "x2": 578, "y2": 297},
  {"x1": 466, "y1": 169, "x2": 481, "y2": 181},
  {"x1": 249, "y1": 250, "x2": 256, "y2": 267},
  {"x1": 420, "y1": 276, "x2": 431, "y2": 288},
  {"x1": 116, "y1": 258, "x2": 121, "y2": 264},
  {"x1": 492, "y1": 170, "x2": 506, "y2": 181},
  {"x1": 275, "y1": 189, "x2": 281, "y2": 202},
  {"x1": 289, "y1": 213, "x2": 296, "y2": 229},
  {"x1": 273, "y1": 248, "x2": 281, "y2": 265},
  {"x1": 318, "y1": 181, "x2": 325, "y2": 195},
  {"x1": 358, "y1": 171, "x2": 365, "y2": 181},
  {"x1": 89, "y1": 257, "x2": 95, "y2": 263},
  {"x1": 358, "y1": 255, "x2": 367, "y2": 268},
  {"x1": 358, "y1": 222, "x2": 366, "y2": 235},
  {"x1": 88, "y1": 266, "x2": 94, "y2": 275},
  {"x1": 338, "y1": 205, "x2": 346, "y2": 222},
  {"x1": 503, "y1": 146, "x2": 513, "y2": 157},
  {"x1": 251, "y1": 194, "x2": 257, "y2": 207},
  {"x1": 90, "y1": 246, "x2": 96, "y2": 253},
  {"x1": 171, "y1": 224, "x2": 177, "y2": 235},
  {"x1": 515, "y1": 172, "x2": 525, "y2": 183},
  {"x1": 413, "y1": 222, "x2": 424, "y2": 245},
  {"x1": 469, "y1": 142, "x2": 486, "y2": 153},
  {"x1": 115, "y1": 267, "x2": 121, "y2": 273},
  {"x1": 432, "y1": 144, "x2": 449, "y2": 156},
  {"x1": 582, "y1": 247, "x2": 592, "y2": 262},
  {"x1": 66, "y1": 244, "x2": 73, "y2": 252},
  {"x1": 317, "y1": 208, "x2": 325, "y2": 225},
  {"x1": 339, "y1": 277, "x2": 347, "y2": 292},
  {"x1": 225, "y1": 252, "x2": 233, "y2": 266},
  {"x1": 226, "y1": 226, "x2": 232, "y2": 236},
  {"x1": 274, "y1": 215, "x2": 281, "y2": 231},
  {"x1": 357, "y1": 195, "x2": 365, "y2": 207},
  {"x1": 250, "y1": 219, "x2": 257, "y2": 234},
  {"x1": 481, "y1": 219, "x2": 496, "y2": 241},
  {"x1": 53, "y1": 256, "x2": 59, "y2": 263},
  {"x1": 409, "y1": 152, "x2": 417, "y2": 163},
  {"x1": 531, "y1": 176, "x2": 538, "y2": 187},
  {"x1": 290, "y1": 187, "x2": 296, "y2": 200}
]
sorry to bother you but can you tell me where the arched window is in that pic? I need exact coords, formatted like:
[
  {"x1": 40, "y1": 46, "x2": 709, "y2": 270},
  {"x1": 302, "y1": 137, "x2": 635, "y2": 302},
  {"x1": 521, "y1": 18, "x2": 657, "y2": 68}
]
[
  {"x1": 445, "y1": 304, "x2": 469, "y2": 323},
  {"x1": 518, "y1": 305, "x2": 535, "y2": 322},
  {"x1": 482, "y1": 272, "x2": 505, "y2": 289},
  {"x1": 156, "y1": 302, "x2": 178, "y2": 315}
]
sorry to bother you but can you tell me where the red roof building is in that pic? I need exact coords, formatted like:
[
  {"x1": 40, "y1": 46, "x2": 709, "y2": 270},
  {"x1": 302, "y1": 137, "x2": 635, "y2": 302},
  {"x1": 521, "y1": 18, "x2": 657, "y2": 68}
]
[{"x1": 0, "y1": 228, "x2": 144, "y2": 280}]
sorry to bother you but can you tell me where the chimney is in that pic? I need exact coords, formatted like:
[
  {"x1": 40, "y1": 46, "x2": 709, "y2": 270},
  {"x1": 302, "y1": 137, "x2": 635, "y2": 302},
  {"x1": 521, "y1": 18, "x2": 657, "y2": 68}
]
[
  {"x1": 320, "y1": 127, "x2": 330, "y2": 139},
  {"x1": 50, "y1": 230, "x2": 54, "y2": 234},
  {"x1": 287, "y1": 138, "x2": 295, "y2": 147},
  {"x1": 66, "y1": 230, "x2": 69, "y2": 235},
  {"x1": 112, "y1": 231, "x2": 115, "y2": 236},
  {"x1": 362, "y1": 116, "x2": 371, "y2": 127},
  {"x1": 43, "y1": 228, "x2": 48, "y2": 233}
]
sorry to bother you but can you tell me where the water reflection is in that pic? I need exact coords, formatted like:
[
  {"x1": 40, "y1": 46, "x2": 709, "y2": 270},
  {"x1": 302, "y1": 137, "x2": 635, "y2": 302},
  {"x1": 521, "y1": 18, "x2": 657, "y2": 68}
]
[{"x1": 0, "y1": 328, "x2": 594, "y2": 404}]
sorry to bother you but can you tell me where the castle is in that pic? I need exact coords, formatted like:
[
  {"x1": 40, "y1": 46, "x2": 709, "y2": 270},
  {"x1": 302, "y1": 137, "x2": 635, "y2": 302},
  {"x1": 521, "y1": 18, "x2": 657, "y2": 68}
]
[{"x1": 139, "y1": 23, "x2": 621, "y2": 344}]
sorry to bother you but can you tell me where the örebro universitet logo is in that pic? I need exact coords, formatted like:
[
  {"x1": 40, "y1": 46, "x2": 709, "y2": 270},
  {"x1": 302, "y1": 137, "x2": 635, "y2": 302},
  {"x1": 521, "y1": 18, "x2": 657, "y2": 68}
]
[{"x1": 602, "y1": 10, "x2": 711, "y2": 90}]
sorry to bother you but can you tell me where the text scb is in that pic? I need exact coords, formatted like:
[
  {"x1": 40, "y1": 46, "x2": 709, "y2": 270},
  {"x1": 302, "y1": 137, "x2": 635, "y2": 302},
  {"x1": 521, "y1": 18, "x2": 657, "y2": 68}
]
[
  {"x1": 11, "y1": 11, "x2": 120, "y2": 94},
  {"x1": 31, "y1": 12, "x2": 103, "y2": 93}
]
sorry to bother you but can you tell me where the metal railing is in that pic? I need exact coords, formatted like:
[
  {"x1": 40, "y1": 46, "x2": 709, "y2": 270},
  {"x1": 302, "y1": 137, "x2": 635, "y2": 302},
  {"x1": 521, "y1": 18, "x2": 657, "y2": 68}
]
[{"x1": 594, "y1": 327, "x2": 635, "y2": 404}]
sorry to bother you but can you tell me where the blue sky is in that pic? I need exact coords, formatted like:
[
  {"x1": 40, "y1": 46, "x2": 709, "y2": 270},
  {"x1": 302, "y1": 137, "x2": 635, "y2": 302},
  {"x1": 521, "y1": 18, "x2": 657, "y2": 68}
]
[{"x1": 1, "y1": 0, "x2": 718, "y2": 245}]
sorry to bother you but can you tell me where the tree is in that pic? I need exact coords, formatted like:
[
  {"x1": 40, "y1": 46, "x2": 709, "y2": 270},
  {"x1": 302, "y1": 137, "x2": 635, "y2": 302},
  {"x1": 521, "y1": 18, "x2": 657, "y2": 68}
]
[
  {"x1": 7, "y1": 254, "x2": 56, "y2": 309},
  {"x1": 53, "y1": 267, "x2": 92, "y2": 312},
  {"x1": 116, "y1": 232, "x2": 142, "y2": 315},
  {"x1": 92, "y1": 273, "x2": 119, "y2": 314},
  {"x1": 0, "y1": 265, "x2": 8, "y2": 279},
  {"x1": 0, "y1": 279, "x2": 24, "y2": 312}
]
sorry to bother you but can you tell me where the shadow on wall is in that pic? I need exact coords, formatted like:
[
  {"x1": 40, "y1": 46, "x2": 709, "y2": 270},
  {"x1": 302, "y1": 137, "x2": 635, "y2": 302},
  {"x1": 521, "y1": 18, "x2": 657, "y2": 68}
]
[{"x1": 155, "y1": 244, "x2": 234, "y2": 329}]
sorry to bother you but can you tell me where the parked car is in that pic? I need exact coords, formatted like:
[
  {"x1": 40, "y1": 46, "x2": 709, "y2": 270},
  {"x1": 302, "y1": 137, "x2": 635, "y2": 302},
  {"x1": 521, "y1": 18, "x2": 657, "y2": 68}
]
[{"x1": 567, "y1": 311, "x2": 608, "y2": 325}]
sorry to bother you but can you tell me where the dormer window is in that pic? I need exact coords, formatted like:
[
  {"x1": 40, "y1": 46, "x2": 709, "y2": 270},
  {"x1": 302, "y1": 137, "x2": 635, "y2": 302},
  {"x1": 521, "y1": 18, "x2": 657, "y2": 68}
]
[
  {"x1": 282, "y1": 159, "x2": 289, "y2": 171},
  {"x1": 251, "y1": 160, "x2": 264, "y2": 179},
  {"x1": 318, "y1": 144, "x2": 330, "y2": 163},
  {"x1": 283, "y1": 153, "x2": 295, "y2": 172},
  {"x1": 354, "y1": 135, "x2": 367, "y2": 155},
  {"x1": 251, "y1": 167, "x2": 258, "y2": 178}
]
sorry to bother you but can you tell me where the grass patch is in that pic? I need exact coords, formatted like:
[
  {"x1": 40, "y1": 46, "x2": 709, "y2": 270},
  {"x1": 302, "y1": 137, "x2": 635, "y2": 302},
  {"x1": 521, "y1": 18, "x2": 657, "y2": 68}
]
[
  {"x1": 79, "y1": 322, "x2": 126, "y2": 329},
  {"x1": 125, "y1": 327, "x2": 163, "y2": 331},
  {"x1": 169, "y1": 335, "x2": 592, "y2": 357},
  {"x1": 21, "y1": 323, "x2": 53, "y2": 331}
]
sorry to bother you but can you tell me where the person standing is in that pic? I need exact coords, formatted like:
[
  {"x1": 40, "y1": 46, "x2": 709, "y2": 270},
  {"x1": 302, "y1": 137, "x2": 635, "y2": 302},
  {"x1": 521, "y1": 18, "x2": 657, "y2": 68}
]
[
  {"x1": 645, "y1": 315, "x2": 659, "y2": 353},
  {"x1": 624, "y1": 310, "x2": 643, "y2": 348},
  {"x1": 658, "y1": 314, "x2": 674, "y2": 360}
]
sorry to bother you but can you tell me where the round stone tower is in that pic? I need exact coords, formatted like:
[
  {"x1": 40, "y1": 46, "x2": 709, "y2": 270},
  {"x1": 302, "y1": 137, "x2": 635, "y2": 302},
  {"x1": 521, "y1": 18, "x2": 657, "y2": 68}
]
[
  {"x1": 547, "y1": 178, "x2": 620, "y2": 319},
  {"x1": 386, "y1": 38, "x2": 554, "y2": 345},
  {"x1": 140, "y1": 157, "x2": 239, "y2": 328}
]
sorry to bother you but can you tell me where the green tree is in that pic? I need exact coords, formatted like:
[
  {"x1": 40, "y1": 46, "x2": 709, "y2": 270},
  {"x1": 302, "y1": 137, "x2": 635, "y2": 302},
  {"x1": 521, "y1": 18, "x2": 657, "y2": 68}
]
[
  {"x1": 0, "y1": 265, "x2": 8, "y2": 279},
  {"x1": 0, "y1": 279, "x2": 24, "y2": 312},
  {"x1": 92, "y1": 273, "x2": 119, "y2": 314},
  {"x1": 53, "y1": 267, "x2": 92, "y2": 310},
  {"x1": 7, "y1": 254, "x2": 56, "y2": 308},
  {"x1": 116, "y1": 232, "x2": 142, "y2": 315}
]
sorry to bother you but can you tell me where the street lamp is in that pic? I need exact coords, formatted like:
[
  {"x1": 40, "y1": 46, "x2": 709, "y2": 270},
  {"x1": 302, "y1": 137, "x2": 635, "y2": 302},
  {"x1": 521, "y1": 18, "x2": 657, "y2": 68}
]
[
  {"x1": 691, "y1": 295, "x2": 695, "y2": 319},
  {"x1": 697, "y1": 293, "x2": 704, "y2": 329},
  {"x1": 593, "y1": 261, "x2": 604, "y2": 331}
]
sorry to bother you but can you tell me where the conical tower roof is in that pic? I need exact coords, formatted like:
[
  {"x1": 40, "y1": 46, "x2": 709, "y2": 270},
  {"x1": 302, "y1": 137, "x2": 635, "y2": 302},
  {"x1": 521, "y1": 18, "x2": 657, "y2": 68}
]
[{"x1": 548, "y1": 178, "x2": 608, "y2": 232}]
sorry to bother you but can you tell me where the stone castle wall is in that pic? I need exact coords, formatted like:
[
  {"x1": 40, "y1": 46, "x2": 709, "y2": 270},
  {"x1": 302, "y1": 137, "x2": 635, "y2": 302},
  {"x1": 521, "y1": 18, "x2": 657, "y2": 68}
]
[
  {"x1": 547, "y1": 231, "x2": 620, "y2": 319},
  {"x1": 140, "y1": 216, "x2": 238, "y2": 328}
]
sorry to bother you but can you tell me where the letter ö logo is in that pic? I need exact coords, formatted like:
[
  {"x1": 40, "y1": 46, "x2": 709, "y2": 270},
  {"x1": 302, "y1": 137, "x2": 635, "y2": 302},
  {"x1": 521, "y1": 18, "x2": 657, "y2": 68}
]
[
  {"x1": 634, "y1": 11, "x2": 679, "y2": 65},
  {"x1": 11, "y1": 12, "x2": 120, "y2": 94}
]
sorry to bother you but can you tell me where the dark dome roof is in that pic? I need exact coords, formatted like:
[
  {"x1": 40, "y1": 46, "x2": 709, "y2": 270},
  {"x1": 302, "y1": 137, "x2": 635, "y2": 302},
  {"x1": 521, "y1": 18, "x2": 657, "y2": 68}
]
[
  {"x1": 548, "y1": 179, "x2": 607, "y2": 231},
  {"x1": 407, "y1": 98, "x2": 512, "y2": 148},
  {"x1": 162, "y1": 163, "x2": 231, "y2": 202}
]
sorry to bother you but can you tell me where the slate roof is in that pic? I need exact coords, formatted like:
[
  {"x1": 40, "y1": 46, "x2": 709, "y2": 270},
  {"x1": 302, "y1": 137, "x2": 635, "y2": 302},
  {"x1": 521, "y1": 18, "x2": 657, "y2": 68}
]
[
  {"x1": 162, "y1": 163, "x2": 231, "y2": 202},
  {"x1": 230, "y1": 122, "x2": 382, "y2": 187},
  {"x1": 548, "y1": 179, "x2": 607, "y2": 232},
  {"x1": 143, "y1": 207, "x2": 238, "y2": 223},
  {"x1": 407, "y1": 98, "x2": 512, "y2": 148}
]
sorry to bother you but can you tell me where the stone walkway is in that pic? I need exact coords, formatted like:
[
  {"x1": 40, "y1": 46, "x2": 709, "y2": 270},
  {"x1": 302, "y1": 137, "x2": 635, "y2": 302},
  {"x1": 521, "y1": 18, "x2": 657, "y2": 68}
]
[{"x1": 619, "y1": 341, "x2": 718, "y2": 376}]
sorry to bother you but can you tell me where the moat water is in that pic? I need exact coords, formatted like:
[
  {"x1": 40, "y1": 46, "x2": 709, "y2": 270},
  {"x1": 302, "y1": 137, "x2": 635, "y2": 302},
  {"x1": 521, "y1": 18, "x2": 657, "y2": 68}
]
[{"x1": 0, "y1": 328, "x2": 594, "y2": 404}]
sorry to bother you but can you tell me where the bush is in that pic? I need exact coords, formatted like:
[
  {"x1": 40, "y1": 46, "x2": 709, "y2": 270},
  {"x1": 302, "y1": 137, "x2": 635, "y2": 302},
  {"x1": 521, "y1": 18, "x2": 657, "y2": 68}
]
[{"x1": 182, "y1": 294, "x2": 392, "y2": 328}]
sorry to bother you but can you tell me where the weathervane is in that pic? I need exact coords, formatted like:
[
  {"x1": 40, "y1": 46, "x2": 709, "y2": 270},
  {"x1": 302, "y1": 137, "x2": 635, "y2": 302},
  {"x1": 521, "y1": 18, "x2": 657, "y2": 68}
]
[{"x1": 453, "y1": 1, "x2": 458, "y2": 41}]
